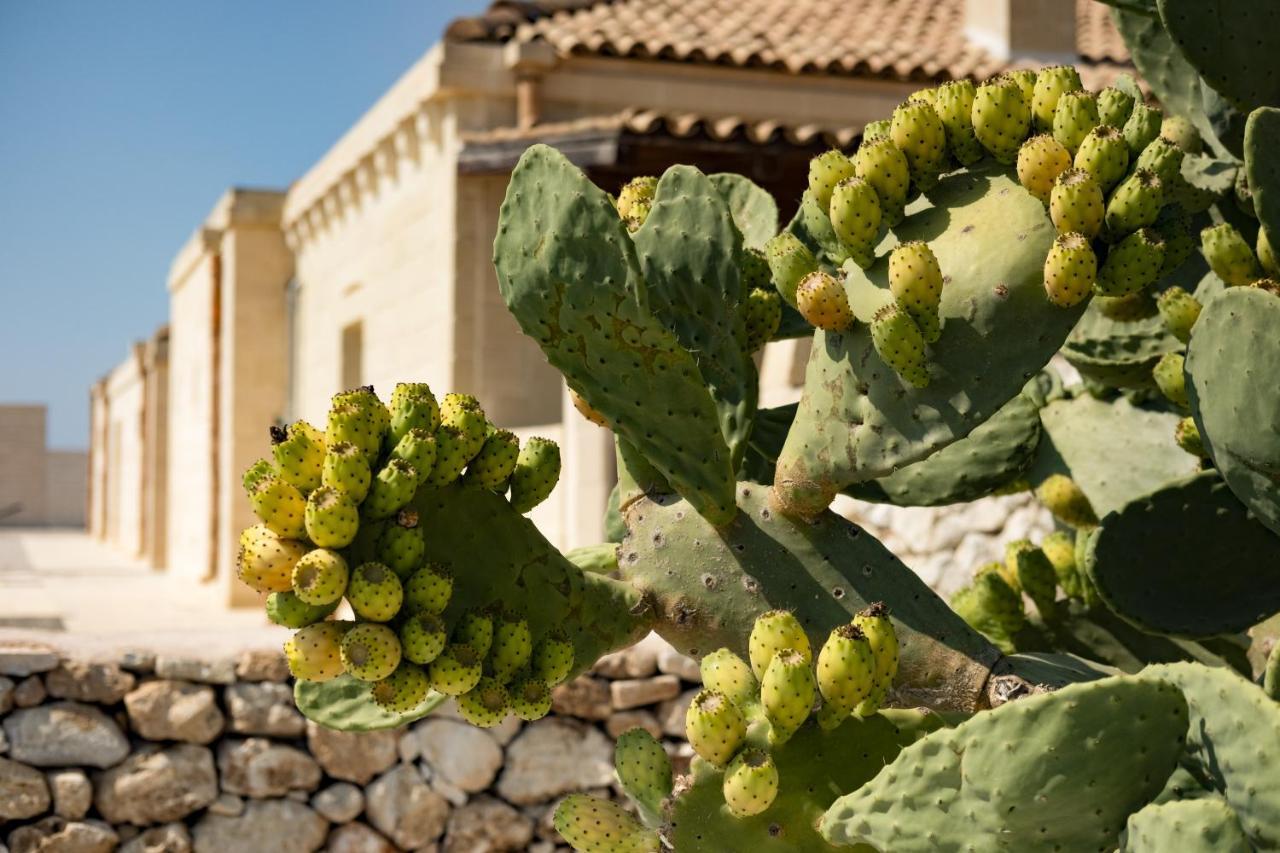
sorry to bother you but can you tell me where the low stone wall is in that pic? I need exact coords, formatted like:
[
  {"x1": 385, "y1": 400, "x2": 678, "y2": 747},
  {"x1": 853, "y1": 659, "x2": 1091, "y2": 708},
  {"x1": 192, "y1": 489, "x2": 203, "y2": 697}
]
[{"x1": 0, "y1": 635, "x2": 699, "y2": 853}]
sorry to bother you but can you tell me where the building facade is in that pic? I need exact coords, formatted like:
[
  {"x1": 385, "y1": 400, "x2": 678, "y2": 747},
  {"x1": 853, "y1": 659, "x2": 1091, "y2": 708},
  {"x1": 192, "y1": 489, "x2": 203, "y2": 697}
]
[{"x1": 0, "y1": 405, "x2": 87, "y2": 529}]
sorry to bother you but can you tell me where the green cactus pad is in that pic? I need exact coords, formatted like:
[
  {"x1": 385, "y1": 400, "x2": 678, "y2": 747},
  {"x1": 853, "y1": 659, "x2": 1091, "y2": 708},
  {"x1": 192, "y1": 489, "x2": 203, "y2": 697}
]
[
  {"x1": 564, "y1": 543, "x2": 619, "y2": 575},
  {"x1": 666, "y1": 709, "x2": 953, "y2": 853},
  {"x1": 1086, "y1": 471, "x2": 1280, "y2": 638},
  {"x1": 1122, "y1": 797, "x2": 1252, "y2": 853},
  {"x1": 494, "y1": 145, "x2": 737, "y2": 525},
  {"x1": 1047, "y1": 601, "x2": 1250, "y2": 675},
  {"x1": 708, "y1": 173, "x2": 778, "y2": 250},
  {"x1": 821, "y1": 675, "x2": 1189, "y2": 851},
  {"x1": 619, "y1": 484, "x2": 1000, "y2": 712},
  {"x1": 1264, "y1": 641, "x2": 1279, "y2": 700},
  {"x1": 774, "y1": 163, "x2": 1085, "y2": 517},
  {"x1": 1157, "y1": 0, "x2": 1280, "y2": 111},
  {"x1": 1185, "y1": 287, "x2": 1280, "y2": 534},
  {"x1": 294, "y1": 674, "x2": 447, "y2": 732},
  {"x1": 1246, "y1": 109, "x2": 1280, "y2": 246},
  {"x1": 1060, "y1": 292, "x2": 1185, "y2": 393}
]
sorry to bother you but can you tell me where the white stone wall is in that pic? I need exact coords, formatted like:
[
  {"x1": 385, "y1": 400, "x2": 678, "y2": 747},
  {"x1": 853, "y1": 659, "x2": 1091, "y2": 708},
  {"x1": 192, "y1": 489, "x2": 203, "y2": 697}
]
[
  {"x1": 0, "y1": 406, "x2": 47, "y2": 527},
  {"x1": 44, "y1": 451, "x2": 87, "y2": 528},
  {"x1": 103, "y1": 352, "x2": 146, "y2": 557}
]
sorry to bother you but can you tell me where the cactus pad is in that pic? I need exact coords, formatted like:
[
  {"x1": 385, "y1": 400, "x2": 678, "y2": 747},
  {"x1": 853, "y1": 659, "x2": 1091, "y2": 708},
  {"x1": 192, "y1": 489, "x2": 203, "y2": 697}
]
[
  {"x1": 1122, "y1": 797, "x2": 1252, "y2": 853},
  {"x1": 294, "y1": 675, "x2": 446, "y2": 732},
  {"x1": 1157, "y1": 0, "x2": 1280, "y2": 111}
]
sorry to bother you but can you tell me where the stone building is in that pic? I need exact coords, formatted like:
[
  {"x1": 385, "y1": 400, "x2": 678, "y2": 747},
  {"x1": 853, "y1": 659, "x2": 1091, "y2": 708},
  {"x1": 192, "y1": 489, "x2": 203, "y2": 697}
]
[
  {"x1": 89, "y1": 0, "x2": 1129, "y2": 603},
  {"x1": 0, "y1": 406, "x2": 86, "y2": 528}
]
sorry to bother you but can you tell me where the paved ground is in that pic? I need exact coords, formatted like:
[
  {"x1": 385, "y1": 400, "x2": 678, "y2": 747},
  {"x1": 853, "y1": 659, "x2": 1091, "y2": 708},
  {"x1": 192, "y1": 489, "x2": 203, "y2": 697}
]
[{"x1": 0, "y1": 528, "x2": 287, "y2": 660}]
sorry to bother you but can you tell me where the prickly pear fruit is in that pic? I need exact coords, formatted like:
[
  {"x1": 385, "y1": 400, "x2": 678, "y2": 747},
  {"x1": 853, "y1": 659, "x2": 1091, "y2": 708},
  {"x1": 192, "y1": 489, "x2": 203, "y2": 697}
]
[
  {"x1": 266, "y1": 591, "x2": 337, "y2": 629},
  {"x1": 862, "y1": 119, "x2": 890, "y2": 142},
  {"x1": 1153, "y1": 352, "x2": 1189, "y2": 410},
  {"x1": 1031, "y1": 65, "x2": 1082, "y2": 130},
  {"x1": 951, "y1": 571, "x2": 1026, "y2": 645},
  {"x1": 377, "y1": 511, "x2": 424, "y2": 579},
  {"x1": 284, "y1": 622, "x2": 347, "y2": 681},
  {"x1": 1201, "y1": 223, "x2": 1261, "y2": 287},
  {"x1": 807, "y1": 150, "x2": 857, "y2": 214},
  {"x1": 270, "y1": 421, "x2": 325, "y2": 493},
  {"x1": 1049, "y1": 169, "x2": 1104, "y2": 238},
  {"x1": 1073, "y1": 125, "x2": 1129, "y2": 193},
  {"x1": 457, "y1": 676, "x2": 510, "y2": 728},
  {"x1": 1095, "y1": 292, "x2": 1155, "y2": 321},
  {"x1": 329, "y1": 387, "x2": 386, "y2": 465},
  {"x1": 748, "y1": 610, "x2": 812, "y2": 679},
  {"x1": 508, "y1": 677, "x2": 553, "y2": 721},
  {"x1": 1043, "y1": 232, "x2": 1097, "y2": 308},
  {"x1": 1097, "y1": 86, "x2": 1135, "y2": 129},
  {"x1": 371, "y1": 662, "x2": 430, "y2": 713},
  {"x1": 428, "y1": 424, "x2": 470, "y2": 486},
  {"x1": 1041, "y1": 530, "x2": 1082, "y2": 600},
  {"x1": 1017, "y1": 134, "x2": 1073, "y2": 204},
  {"x1": 972, "y1": 75, "x2": 1032, "y2": 164},
  {"x1": 1052, "y1": 90, "x2": 1100, "y2": 154},
  {"x1": 1035, "y1": 474, "x2": 1099, "y2": 529},
  {"x1": 888, "y1": 240, "x2": 943, "y2": 342},
  {"x1": 829, "y1": 176, "x2": 882, "y2": 262},
  {"x1": 404, "y1": 563, "x2": 453, "y2": 614},
  {"x1": 1160, "y1": 114, "x2": 1201, "y2": 154},
  {"x1": 762, "y1": 649, "x2": 815, "y2": 743},
  {"x1": 346, "y1": 562, "x2": 404, "y2": 622},
  {"x1": 339, "y1": 622, "x2": 401, "y2": 682},
  {"x1": 488, "y1": 614, "x2": 532, "y2": 682},
  {"x1": 742, "y1": 287, "x2": 782, "y2": 353},
  {"x1": 853, "y1": 138, "x2": 911, "y2": 226},
  {"x1": 890, "y1": 99, "x2": 947, "y2": 189},
  {"x1": 399, "y1": 611, "x2": 447, "y2": 665},
  {"x1": 1152, "y1": 206, "x2": 1194, "y2": 277},
  {"x1": 388, "y1": 382, "x2": 440, "y2": 446},
  {"x1": 1123, "y1": 104, "x2": 1163, "y2": 158},
  {"x1": 363, "y1": 458, "x2": 418, "y2": 520},
  {"x1": 291, "y1": 548, "x2": 349, "y2": 606},
  {"x1": 701, "y1": 648, "x2": 758, "y2": 709},
  {"x1": 237, "y1": 524, "x2": 307, "y2": 593},
  {"x1": 243, "y1": 458, "x2": 275, "y2": 497},
  {"x1": 321, "y1": 441, "x2": 371, "y2": 503},
  {"x1": 740, "y1": 245, "x2": 772, "y2": 290},
  {"x1": 851, "y1": 602, "x2": 898, "y2": 716},
  {"x1": 933, "y1": 79, "x2": 984, "y2": 165},
  {"x1": 439, "y1": 395, "x2": 488, "y2": 465},
  {"x1": 389, "y1": 428, "x2": 436, "y2": 485},
  {"x1": 1156, "y1": 287, "x2": 1201, "y2": 343},
  {"x1": 304, "y1": 486, "x2": 358, "y2": 548},
  {"x1": 466, "y1": 429, "x2": 520, "y2": 490},
  {"x1": 509, "y1": 437, "x2": 560, "y2": 513},
  {"x1": 1096, "y1": 228, "x2": 1165, "y2": 297},
  {"x1": 1004, "y1": 68, "x2": 1037, "y2": 105},
  {"x1": 764, "y1": 232, "x2": 819, "y2": 306},
  {"x1": 428, "y1": 643, "x2": 484, "y2": 696},
  {"x1": 614, "y1": 728, "x2": 673, "y2": 812},
  {"x1": 1006, "y1": 540, "x2": 1059, "y2": 618},
  {"x1": 795, "y1": 270, "x2": 854, "y2": 332},
  {"x1": 816, "y1": 624, "x2": 875, "y2": 728},
  {"x1": 1134, "y1": 138, "x2": 1184, "y2": 189},
  {"x1": 453, "y1": 610, "x2": 495, "y2": 658},
  {"x1": 723, "y1": 748, "x2": 780, "y2": 818},
  {"x1": 1175, "y1": 416, "x2": 1205, "y2": 457},
  {"x1": 532, "y1": 635, "x2": 576, "y2": 686},
  {"x1": 685, "y1": 689, "x2": 747, "y2": 767},
  {"x1": 617, "y1": 176, "x2": 658, "y2": 231},
  {"x1": 553, "y1": 795, "x2": 660, "y2": 853},
  {"x1": 870, "y1": 303, "x2": 929, "y2": 388},
  {"x1": 250, "y1": 475, "x2": 307, "y2": 539},
  {"x1": 1259, "y1": 227, "x2": 1278, "y2": 276}
]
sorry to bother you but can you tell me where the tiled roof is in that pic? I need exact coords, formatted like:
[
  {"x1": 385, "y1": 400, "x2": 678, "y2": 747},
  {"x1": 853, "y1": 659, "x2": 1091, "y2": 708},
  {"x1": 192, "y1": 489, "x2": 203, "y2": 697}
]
[{"x1": 448, "y1": 0, "x2": 1130, "y2": 83}]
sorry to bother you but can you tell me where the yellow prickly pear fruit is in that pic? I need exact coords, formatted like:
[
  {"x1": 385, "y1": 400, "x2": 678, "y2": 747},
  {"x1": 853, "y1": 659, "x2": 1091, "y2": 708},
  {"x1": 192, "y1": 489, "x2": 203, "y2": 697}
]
[
  {"x1": 972, "y1": 75, "x2": 1032, "y2": 164},
  {"x1": 762, "y1": 649, "x2": 815, "y2": 744},
  {"x1": 795, "y1": 270, "x2": 854, "y2": 333},
  {"x1": 853, "y1": 138, "x2": 911, "y2": 226},
  {"x1": 1043, "y1": 232, "x2": 1097, "y2": 308},
  {"x1": 1201, "y1": 223, "x2": 1261, "y2": 287},
  {"x1": 249, "y1": 474, "x2": 306, "y2": 540},
  {"x1": 723, "y1": 749, "x2": 779, "y2": 818},
  {"x1": 890, "y1": 98, "x2": 948, "y2": 190},
  {"x1": 685, "y1": 689, "x2": 747, "y2": 768},
  {"x1": 888, "y1": 240, "x2": 944, "y2": 343},
  {"x1": 1156, "y1": 286, "x2": 1202, "y2": 343},
  {"x1": 236, "y1": 523, "x2": 308, "y2": 593},
  {"x1": 1153, "y1": 352, "x2": 1189, "y2": 410},
  {"x1": 270, "y1": 421, "x2": 325, "y2": 493},
  {"x1": 816, "y1": 623, "x2": 876, "y2": 729},
  {"x1": 1073, "y1": 125, "x2": 1130, "y2": 193},
  {"x1": 284, "y1": 622, "x2": 347, "y2": 682},
  {"x1": 870, "y1": 303, "x2": 930, "y2": 388},
  {"x1": 807, "y1": 149, "x2": 857, "y2": 214},
  {"x1": 748, "y1": 610, "x2": 812, "y2": 679},
  {"x1": 1031, "y1": 64, "x2": 1083, "y2": 130},
  {"x1": 1049, "y1": 169, "x2": 1105, "y2": 239},
  {"x1": 617, "y1": 176, "x2": 658, "y2": 231},
  {"x1": 852, "y1": 602, "x2": 898, "y2": 716},
  {"x1": 1017, "y1": 134, "x2": 1073, "y2": 204},
  {"x1": 828, "y1": 176, "x2": 882, "y2": 260},
  {"x1": 700, "y1": 648, "x2": 758, "y2": 710},
  {"x1": 1035, "y1": 474, "x2": 1099, "y2": 529}
]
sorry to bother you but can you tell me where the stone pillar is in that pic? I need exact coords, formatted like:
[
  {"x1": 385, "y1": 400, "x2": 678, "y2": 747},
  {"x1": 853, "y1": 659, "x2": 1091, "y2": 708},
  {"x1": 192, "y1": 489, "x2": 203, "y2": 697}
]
[
  {"x1": 142, "y1": 327, "x2": 170, "y2": 568},
  {"x1": 88, "y1": 381, "x2": 109, "y2": 538},
  {"x1": 964, "y1": 0, "x2": 1077, "y2": 64},
  {"x1": 558, "y1": 383, "x2": 615, "y2": 549}
]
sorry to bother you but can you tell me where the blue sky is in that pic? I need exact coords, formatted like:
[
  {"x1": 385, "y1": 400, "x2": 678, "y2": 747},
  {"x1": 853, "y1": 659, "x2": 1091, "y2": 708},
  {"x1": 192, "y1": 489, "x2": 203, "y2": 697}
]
[{"x1": 0, "y1": 1, "x2": 482, "y2": 449}]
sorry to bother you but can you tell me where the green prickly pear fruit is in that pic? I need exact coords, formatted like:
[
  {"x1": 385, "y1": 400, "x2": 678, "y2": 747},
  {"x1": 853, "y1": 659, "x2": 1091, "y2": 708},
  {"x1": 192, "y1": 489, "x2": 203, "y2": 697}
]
[
  {"x1": 762, "y1": 648, "x2": 815, "y2": 743},
  {"x1": 828, "y1": 176, "x2": 882, "y2": 261},
  {"x1": 748, "y1": 609, "x2": 812, "y2": 679},
  {"x1": 1161, "y1": 114, "x2": 1202, "y2": 154},
  {"x1": 284, "y1": 622, "x2": 347, "y2": 681},
  {"x1": 1031, "y1": 64, "x2": 1082, "y2": 130},
  {"x1": 291, "y1": 548, "x2": 349, "y2": 606},
  {"x1": 509, "y1": 437, "x2": 560, "y2": 513},
  {"x1": 488, "y1": 613, "x2": 532, "y2": 682},
  {"x1": 346, "y1": 562, "x2": 404, "y2": 622},
  {"x1": 1017, "y1": 134, "x2": 1073, "y2": 204},
  {"x1": 700, "y1": 648, "x2": 757, "y2": 709},
  {"x1": 508, "y1": 677, "x2": 553, "y2": 721},
  {"x1": 870, "y1": 303, "x2": 929, "y2": 388},
  {"x1": 428, "y1": 643, "x2": 484, "y2": 696},
  {"x1": 908, "y1": 86, "x2": 936, "y2": 106},
  {"x1": 740, "y1": 246, "x2": 771, "y2": 290},
  {"x1": 1258, "y1": 227, "x2": 1278, "y2": 276},
  {"x1": 1097, "y1": 86, "x2": 1135, "y2": 129},
  {"x1": 972, "y1": 75, "x2": 1032, "y2": 164},
  {"x1": 250, "y1": 475, "x2": 307, "y2": 539},
  {"x1": 1096, "y1": 228, "x2": 1165, "y2": 297},
  {"x1": 387, "y1": 382, "x2": 439, "y2": 447},
  {"x1": 398, "y1": 611, "x2": 447, "y2": 665},
  {"x1": 763, "y1": 232, "x2": 819, "y2": 306},
  {"x1": 553, "y1": 795, "x2": 660, "y2": 853},
  {"x1": 321, "y1": 441, "x2": 371, "y2": 503},
  {"x1": 304, "y1": 485, "x2": 359, "y2": 548},
  {"x1": 242, "y1": 458, "x2": 275, "y2": 497},
  {"x1": 807, "y1": 150, "x2": 857, "y2": 214},
  {"x1": 723, "y1": 748, "x2": 780, "y2": 818},
  {"x1": 453, "y1": 609, "x2": 495, "y2": 658},
  {"x1": 457, "y1": 676, "x2": 510, "y2": 728},
  {"x1": 685, "y1": 689, "x2": 747, "y2": 767},
  {"x1": 815, "y1": 623, "x2": 875, "y2": 728},
  {"x1": 984, "y1": 555, "x2": 1021, "y2": 593},
  {"x1": 853, "y1": 138, "x2": 911, "y2": 227},
  {"x1": 1041, "y1": 530, "x2": 1082, "y2": 600},
  {"x1": 339, "y1": 622, "x2": 402, "y2": 682},
  {"x1": 404, "y1": 563, "x2": 453, "y2": 614},
  {"x1": 861, "y1": 119, "x2": 890, "y2": 142},
  {"x1": 617, "y1": 176, "x2": 658, "y2": 231},
  {"x1": 266, "y1": 591, "x2": 337, "y2": 629},
  {"x1": 1153, "y1": 352, "x2": 1189, "y2": 410},
  {"x1": 1052, "y1": 90, "x2": 1100, "y2": 154},
  {"x1": 376, "y1": 510, "x2": 424, "y2": 579},
  {"x1": 428, "y1": 424, "x2": 471, "y2": 486},
  {"x1": 1004, "y1": 68, "x2": 1037, "y2": 105},
  {"x1": 236, "y1": 523, "x2": 307, "y2": 593},
  {"x1": 1043, "y1": 232, "x2": 1097, "y2": 308},
  {"x1": 1123, "y1": 104, "x2": 1163, "y2": 158},
  {"x1": 331, "y1": 386, "x2": 388, "y2": 465},
  {"x1": 270, "y1": 421, "x2": 325, "y2": 493},
  {"x1": 742, "y1": 288, "x2": 782, "y2": 353},
  {"x1": 1006, "y1": 540, "x2": 1059, "y2": 618},
  {"x1": 1175, "y1": 416, "x2": 1205, "y2": 458},
  {"x1": 1201, "y1": 223, "x2": 1261, "y2": 287},
  {"x1": 465, "y1": 428, "x2": 520, "y2": 490},
  {"x1": 1156, "y1": 286, "x2": 1201, "y2": 343},
  {"x1": 389, "y1": 428, "x2": 436, "y2": 485},
  {"x1": 1049, "y1": 169, "x2": 1104, "y2": 238},
  {"x1": 439, "y1": 395, "x2": 488, "y2": 464},
  {"x1": 532, "y1": 635, "x2": 576, "y2": 686},
  {"x1": 614, "y1": 728, "x2": 673, "y2": 812},
  {"x1": 932, "y1": 79, "x2": 984, "y2": 166},
  {"x1": 362, "y1": 458, "x2": 418, "y2": 520},
  {"x1": 890, "y1": 99, "x2": 947, "y2": 189},
  {"x1": 371, "y1": 662, "x2": 430, "y2": 713},
  {"x1": 852, "y1": 602, "x2": 898, "y2": 716},
  {"x1": 337, "y1": 385, "x2": 390, "y2": 433},
  {"x1": 888, "y1": 240, "x2": 943, "y2": 342},
  {"x1": 1073, "y1": 125, "x2": 1129, "y2": 193},
  {"x1": 1134, "y1": 137, "x2": 1185, "y2": 187},
  {"x1": 795, "y1": 270, "x2": 854, "y2": 333},
  {"x1": 951, "y1": 572, "x2": 1026, "y2": 645},
  {"x1": 1035, "y1": 474, "x2": 1099, "y2": 529}
]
